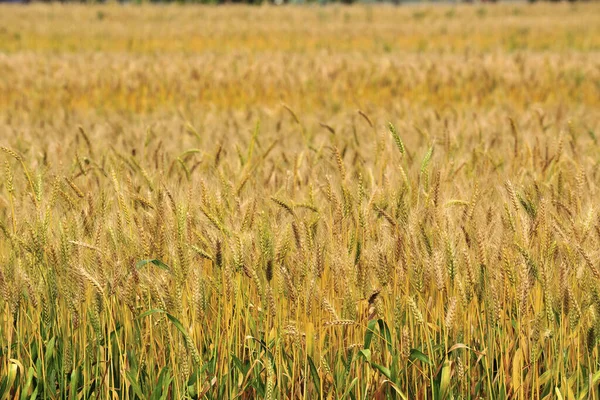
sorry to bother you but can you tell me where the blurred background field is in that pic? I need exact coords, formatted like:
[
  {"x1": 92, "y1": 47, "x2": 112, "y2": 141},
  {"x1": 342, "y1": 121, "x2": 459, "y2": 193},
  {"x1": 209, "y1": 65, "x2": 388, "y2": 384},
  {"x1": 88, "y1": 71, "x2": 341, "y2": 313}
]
[
  {"x1": 0, "y1": 3, "x2": 600, "y2": 399},
  {"x1": 1, "y1": 3, "x2": 598, "y2": 117}
]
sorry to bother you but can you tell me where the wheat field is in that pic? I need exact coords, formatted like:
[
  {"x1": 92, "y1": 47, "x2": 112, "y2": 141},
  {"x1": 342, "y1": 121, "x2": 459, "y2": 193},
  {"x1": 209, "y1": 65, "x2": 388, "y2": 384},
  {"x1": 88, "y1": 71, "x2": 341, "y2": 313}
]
[{"x1": 1, "y1": 3, "x2": 600, "y2": 399}]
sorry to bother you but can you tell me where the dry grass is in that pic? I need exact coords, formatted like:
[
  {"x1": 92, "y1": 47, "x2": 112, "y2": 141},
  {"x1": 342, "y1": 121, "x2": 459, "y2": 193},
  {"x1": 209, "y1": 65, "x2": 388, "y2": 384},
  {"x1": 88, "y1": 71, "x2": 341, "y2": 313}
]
[{"x1": 0, "y1": 3, "x2": 600, "y2": 399}]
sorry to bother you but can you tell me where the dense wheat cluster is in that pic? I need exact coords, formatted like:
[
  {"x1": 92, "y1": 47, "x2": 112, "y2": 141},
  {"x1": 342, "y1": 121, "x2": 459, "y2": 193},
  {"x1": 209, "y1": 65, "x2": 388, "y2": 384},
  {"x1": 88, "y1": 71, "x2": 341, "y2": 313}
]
[{"x1": 1, "y1": 3, "x2": 600, "y2": 399}]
